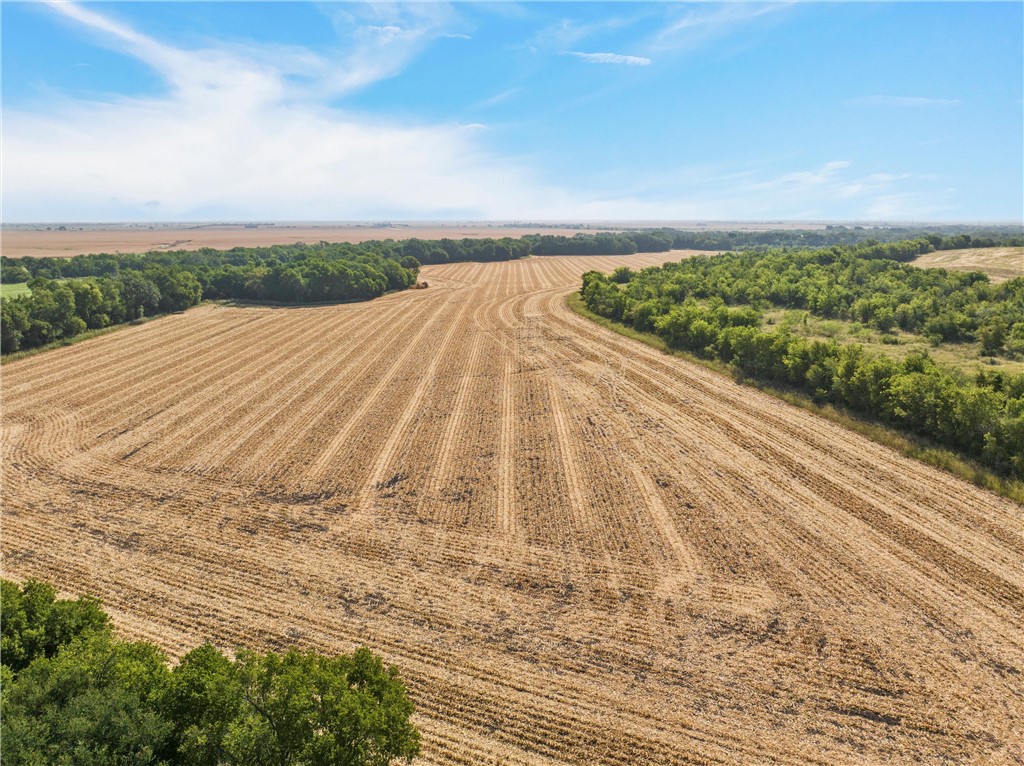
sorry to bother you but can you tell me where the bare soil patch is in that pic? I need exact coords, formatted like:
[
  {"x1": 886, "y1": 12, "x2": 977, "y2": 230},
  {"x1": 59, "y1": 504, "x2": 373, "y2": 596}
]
[{"x1": 3, "y1": 252, "x2": 1022, "y2": 764}]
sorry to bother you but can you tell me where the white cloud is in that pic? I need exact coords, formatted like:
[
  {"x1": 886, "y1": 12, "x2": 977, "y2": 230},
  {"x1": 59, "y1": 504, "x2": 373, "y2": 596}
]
[
  {"x1": 367, "y1": 25, "x2": 403, "y2": 36},
  {"x1": 723, "y1": 161, "x2": 947, "y2": 219},
  {"x1": 865, "y1": 173, "x2": 913, "y2": 183},
  {"x1": 747, "y1": 160, "x2": 851, "y2": 192},
  {"x1": 845, "y1": 95, "x2": 960, "y2": 107},
  {"x1": 866, "y1": 191, "x2": 954, "y2": 220},
  {"x1": 566, "y1": 51, "x2": 651, "y2": 66},
  {"x1": 649, "y1": 4, "x2": 792, "y2": 52},
  {"x1": 474, "y1": 87, "x2": 523, "y2": 109},
  {"x1": 610, "y1": 160, "x2": 937, "y2": 221},
  {"x1": 5, "y1": 2, "x2": 583, "y2": 221},
  {"x1": 5, "y1": 96, "x2": 582, "y2": 221},
  {"x1": 529, "y1": 16, "x2": 636, "y2": 52},
  {"x1": 5, "y1": 4, "x2": 950, "y2": 223}
]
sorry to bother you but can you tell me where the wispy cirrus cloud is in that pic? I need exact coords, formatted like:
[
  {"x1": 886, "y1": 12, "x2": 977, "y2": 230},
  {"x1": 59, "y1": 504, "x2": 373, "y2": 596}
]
[
  {"x1": 46, "y1": 0, "x2": 462, "y2": 101},
  {"x1": 565, "y1": 51, "x2": 651, "y2": 66},
  {"x1": 610, "y1": 160, "x2": 940, "y2": 220},
  {"x1": 649, "y1": 3, "x2": 793, "y2": 52},
  {"x1": 475, "y1": 87, "x2": 523, "y2": 109},
  {"x1": 528, "y1": 15, "x2": 638, "y2": 52},
  {"x1": 7, "y1": 2, "x2": 582, "y2": 221},
  {"x1": 865, "y1": 190, "x2": 955, "y2": 219},
  {"x1": 731, "y1": 161, "x2": 946, "y2": 219},
  {"x1": 315, "y1": 3, "x2": 467, "y2": 96},
  {"x1": 746, "y1": 160, "x2": 852, "y2": 192},
  {"x1": 7, "y1": 3, "x2": 967, "y2": 223},
  {"x1": 845, "y1": 95, "x2": 960, "y2": 107}
]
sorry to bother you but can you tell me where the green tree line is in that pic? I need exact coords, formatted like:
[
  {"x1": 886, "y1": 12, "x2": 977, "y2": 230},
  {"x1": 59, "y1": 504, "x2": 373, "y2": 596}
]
[
  {"x1": 4, "y1": 229, "x2": 1020, "y2": 355},
  {"x1": 0, "y1": 233, "x2": 627, "y2": 354},
  {"x1": 628, "y1": 226, "x2": 1023, "y2": 253},
  {"x1": 528, "y1": 232, "x2": 654, "y2": 255},
  {"x1": 581, "y1": 242, "x2": 1024, "y2": 479},
  {"x1": 1, "y1": 270, "x2": 202, "y2": 354},
  {"x1": 364, "y1": 236, "x2": 533, "y2": 264},
  {"x1": 1, "y1": 579, "x2": 421, "y2": 766},
  {"x1": 0, "y1": 244, "x2": 421, "y2": 354}
]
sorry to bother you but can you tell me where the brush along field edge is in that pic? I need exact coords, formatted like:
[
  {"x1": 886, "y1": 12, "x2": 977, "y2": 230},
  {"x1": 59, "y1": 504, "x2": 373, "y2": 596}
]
[
  {"x1": 567, "y1": 292, "x2": 1024, "y2": 505},
  {"x1": 3, "y1": 252, "x2": 1023, "y2": 765}
]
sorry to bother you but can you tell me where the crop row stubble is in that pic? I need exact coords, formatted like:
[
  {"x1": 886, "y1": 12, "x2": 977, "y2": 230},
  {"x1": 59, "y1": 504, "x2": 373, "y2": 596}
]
[{"x1": 3, "y1": 252, "x2": 1024, "y2": 764}]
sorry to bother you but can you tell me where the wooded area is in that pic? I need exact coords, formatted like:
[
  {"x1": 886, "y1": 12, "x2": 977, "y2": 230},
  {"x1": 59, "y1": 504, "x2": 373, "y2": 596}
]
[
  {"x1": 581, "y1": 241, "x2": 1024, "y2": 479},
  {"x1": 3, "y1": 228, "x2": 1020, "y2": 355},
  {"x1": 1, "y1": 579, "x2": 420, "y2": 766}
]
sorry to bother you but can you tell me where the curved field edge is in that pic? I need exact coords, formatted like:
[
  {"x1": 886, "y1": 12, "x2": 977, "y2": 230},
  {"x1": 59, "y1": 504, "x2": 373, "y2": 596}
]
[
  {"x1": 4, "y1": 254, "x2": 1024, "y2": 765},
  {"x1": 911, "y1": 246, "x2": 1023, "y2": 283},
  {"x1": 0, "y1": 315, "x2": 165, "y2": 365},
  {"x1": 566, "y1": 292, "x2": 1024, "y2": 506},
  {"x1": 0, "y1": 289, "x2": 417, "y2": 365}
]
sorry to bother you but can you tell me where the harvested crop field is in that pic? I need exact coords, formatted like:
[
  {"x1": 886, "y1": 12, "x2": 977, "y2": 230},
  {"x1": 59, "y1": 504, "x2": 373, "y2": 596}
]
[
  {"x1": 0, "y1": 224, "x2": 612, "y2": 259},
  {"x1": 0, "y1": 220, "x2": 836, "y2": 259},
  {"x1": 913, "y1": 246, "x2": 1023, "y2": 283},
  {"x1": 3, "y1": 252, "x2": 1023, "y2": 764}
]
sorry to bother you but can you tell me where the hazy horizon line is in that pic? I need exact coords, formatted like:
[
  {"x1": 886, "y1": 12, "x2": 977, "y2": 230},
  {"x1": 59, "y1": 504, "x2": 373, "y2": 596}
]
[{"x1": 5, "y1": 219, "x2": 1023, "y2": 228}]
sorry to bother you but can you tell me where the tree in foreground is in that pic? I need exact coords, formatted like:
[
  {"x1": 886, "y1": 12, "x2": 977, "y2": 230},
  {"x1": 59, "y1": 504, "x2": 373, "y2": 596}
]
[
  {"x1": 1, "y1": 579, "x2": 421, "y2": 766},
  {"x1": 0, "y1": 578, "x2": 110, "y2": 671},
  {"x1": 167, "y1": 645, "x2": 420, "y2": 766}
]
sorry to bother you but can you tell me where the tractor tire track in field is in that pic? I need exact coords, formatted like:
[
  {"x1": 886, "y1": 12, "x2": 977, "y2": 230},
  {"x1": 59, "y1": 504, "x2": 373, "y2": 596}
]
[{"x1": 3, "y1": 251, "x2": 1024, "y2": 765}]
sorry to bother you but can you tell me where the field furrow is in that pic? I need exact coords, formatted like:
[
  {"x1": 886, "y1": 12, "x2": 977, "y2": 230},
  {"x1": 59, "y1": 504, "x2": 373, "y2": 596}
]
[{"x1": 3, "y1": 252, "x2": 1022, "y2": 765}]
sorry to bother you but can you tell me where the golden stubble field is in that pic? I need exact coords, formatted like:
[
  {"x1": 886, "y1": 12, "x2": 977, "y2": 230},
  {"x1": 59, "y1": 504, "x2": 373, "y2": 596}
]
[
  {"x1": 3, "y1": 252, "x2": 1023, "y2": 764},
  {"x1": 0, "y1": 224, "x2": 609, "y2": 259},
  {"x1": 912, "y1": 246, "x2": 1024, "y2": 283},
  {"x1": 0, "y1": 221, "x2": 839, "y2": 259}
]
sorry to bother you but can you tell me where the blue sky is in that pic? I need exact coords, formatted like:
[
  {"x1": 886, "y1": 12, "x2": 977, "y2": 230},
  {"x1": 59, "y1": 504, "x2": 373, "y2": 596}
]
[{"x1": 3, "y1": 2, "x2": 1022, "y2": 222}]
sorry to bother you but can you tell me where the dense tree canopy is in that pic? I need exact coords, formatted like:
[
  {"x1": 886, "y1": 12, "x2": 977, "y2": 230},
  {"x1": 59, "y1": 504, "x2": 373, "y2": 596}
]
[
  {"x1": 0, "y1": 579, "x2": 110, "y2": 672},
  {"x1": 580, "y1": 241, "x2": 1024, "y2": 479},
  {"x1": 3, "y1": 227, "x2": 1020, "y2": 355},
  {"x1": 0, "y1": 243, "x2": 420, "y2": 354},
  {"x1": 1, "y1": 579, "x2": 421, "y2": 766},
  {"x1": 633, "y1": 226, "x2": 1023, "y2": 253}
]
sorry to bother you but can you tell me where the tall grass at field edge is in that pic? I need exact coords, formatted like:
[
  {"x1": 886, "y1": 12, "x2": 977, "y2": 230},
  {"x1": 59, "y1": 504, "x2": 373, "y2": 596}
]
[
  {"x1": 1, "y1": 282, "x2": 32, "y2": 299},
  {"x1": 0, "y1": 316, "x2": 161, "y2": 365},
  {"x1": 566, "y1": 292, "x2": 1024, "y2": 506}
]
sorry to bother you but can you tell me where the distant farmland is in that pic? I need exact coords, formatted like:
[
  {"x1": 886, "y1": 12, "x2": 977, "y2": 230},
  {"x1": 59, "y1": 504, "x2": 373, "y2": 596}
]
[
  {"x1": 912, "y1": 245, "x2": 1023, "y2": 282},
  {"x1": 3, "y1": 253, "x2": 1023, "y2": 764},
  {"x1": 0, "y1": 223, "x2": 613, "y2": 258}
]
